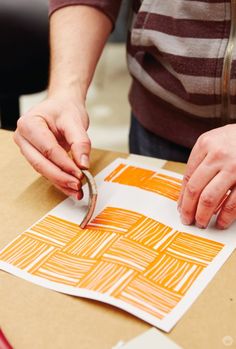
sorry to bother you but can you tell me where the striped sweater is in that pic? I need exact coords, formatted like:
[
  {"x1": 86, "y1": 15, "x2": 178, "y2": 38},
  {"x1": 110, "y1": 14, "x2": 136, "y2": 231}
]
[{"x1": 50, "y1": 0, "x2": 236, "y2": 148}]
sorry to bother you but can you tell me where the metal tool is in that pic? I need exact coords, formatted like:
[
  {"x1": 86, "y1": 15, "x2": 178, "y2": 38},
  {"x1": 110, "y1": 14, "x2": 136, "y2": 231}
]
[{"x1": 80, "y1": 170, "x2": 98, "y2": 229}]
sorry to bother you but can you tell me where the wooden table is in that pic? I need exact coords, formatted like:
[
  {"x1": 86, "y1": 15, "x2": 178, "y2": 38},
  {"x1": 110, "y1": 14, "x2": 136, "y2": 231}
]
[{"x1": 0, "y1": 129, "x2": 235, "y2": 349}]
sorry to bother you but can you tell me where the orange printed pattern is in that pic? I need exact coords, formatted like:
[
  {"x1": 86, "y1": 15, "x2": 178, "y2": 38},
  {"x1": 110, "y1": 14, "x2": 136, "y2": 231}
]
[
  {"x1": 105, "y1": 164, "x2": 182, "y2": 201},
  {"x1": 0, "y1": 208, "x2": 223, "y2": 320}
]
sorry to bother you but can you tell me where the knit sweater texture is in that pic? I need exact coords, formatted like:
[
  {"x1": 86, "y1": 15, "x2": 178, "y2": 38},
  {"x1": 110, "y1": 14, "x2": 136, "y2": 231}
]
[{"x1": 49, "y1": 0, "x2": 235, "y2": 148}]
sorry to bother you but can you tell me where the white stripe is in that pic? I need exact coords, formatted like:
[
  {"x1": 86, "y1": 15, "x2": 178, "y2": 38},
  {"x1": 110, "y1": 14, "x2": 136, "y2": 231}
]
[
  {"x1": 140, "y1": 0, "x2": 230, "y2": 21},
  {"x1": 144, "y1": 255, "x2": 166, "y2": 277},
  {"x1": 121, "y1": 291, "x2": 166, "y2": 316},
  {"x1": 180, "y1": 74, "x2": 236, "y2": 95},
  {"x1": 87, "y1": 264, "x2": 111, "y2": 287},
  {"x1": 167, "y1": 247, "x2": 207, "y2": 264},
  {"x1": 7, "y1": 239, "x2": 35, "y2": 263},
  {"x1": 128, "y1": 55, "x2": 221, "y2": 118},
  {"x1": 165, "y1": 262, "x2": 187, "y2": 288},
  {"x1": 157, "y1": 259, "x2": 177, "y2": 283},
  {"x1": 131, "y1": 28, "x2": 228, "y2": 59},
  {"x1": 28, "y1": 230, "x2": 64, "y2": 246},
  {"x1": 38, "y1": 268, "x2": 78, "y2": 283},
  {"x1": 90, "y1": 233, "x2": 116, "y2": 258},
  {"x1": 155, "y1": 173, "x2": 180, "y2": 185},
  {"x1": 107, "y1": 164, "x2": 129, "y2": 182},
  {"x1": 179, "y1": 74, "x2": 221, "y2": 95},
  {"x1": 103, "y1": 254, "x2": 144, "y2": 271},
  {"x1": 106, "y1": 270, "x2": 134, "y2": 296},
  {"x1": 24, "y1": 246, "x2": 55, "y2": 272},
  {"x1": 128, "y1": 217, "x2": 150, "y2": 240},
  {"x1": 174, "y1": 265, "x2": 198, "y2": 292},
  {"x1": 153, "y1": 228, "x2": 175, "y2": 250},
  {"x1": 87, "y1": 223, "x2": 126, "y2": 232}
]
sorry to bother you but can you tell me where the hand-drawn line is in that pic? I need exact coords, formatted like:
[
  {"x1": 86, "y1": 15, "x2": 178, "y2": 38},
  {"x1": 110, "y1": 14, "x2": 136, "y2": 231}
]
[
  {"x1": 87, "y1": 207, "x2": 144, "y2": 233},
  {"x1": 78, "y1": 261, "x2": 136, "y2": 295},
  {"x1": 29, "y1": 215, "x2": 80, "y2": 246},
  {"x1": 0, "y1": 234, "x2": 55, "y2": 269},
  {"x1": 63, "y1": 230, "x2": 118, "y2": 258},
  {"x1": 0, "y1": 206, "x2": 224, "y2": 321},
  {"x1": 33, "y1": 251, "x2": 96, "y2": 286},
  {"x1": 104, "y1": 165, "x2": 182, "y2": 201},
  {"x1": 118, "y1": 275, "x2": 182, "y2": 319}
]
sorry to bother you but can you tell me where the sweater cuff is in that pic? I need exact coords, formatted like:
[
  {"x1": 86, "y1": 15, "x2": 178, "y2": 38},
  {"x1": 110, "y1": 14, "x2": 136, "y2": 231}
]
[{"x1": 49, "y1": 0, "x2": 122, "y2": 28}]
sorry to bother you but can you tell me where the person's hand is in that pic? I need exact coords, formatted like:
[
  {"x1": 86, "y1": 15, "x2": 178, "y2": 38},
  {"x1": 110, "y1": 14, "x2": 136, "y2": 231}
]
[
  {"x1": 178, "y1": 124, "x2": 236, "y2": 229},
  {"x1": 14, "y1": 96, "x2": 91, "y2": 200}
]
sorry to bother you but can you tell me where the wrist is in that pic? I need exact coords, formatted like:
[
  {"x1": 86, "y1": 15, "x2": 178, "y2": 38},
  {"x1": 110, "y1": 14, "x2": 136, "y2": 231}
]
[
  {"x1": 48, "y1": 77, "x2": 89, "y2": 105},
  {"x1": 45, "y1": 90, "x2": 89, "y2": 130}
]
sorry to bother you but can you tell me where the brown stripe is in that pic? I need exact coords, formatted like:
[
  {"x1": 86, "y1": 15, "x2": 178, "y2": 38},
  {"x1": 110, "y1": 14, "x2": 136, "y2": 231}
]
[
  {"x1": 134, "y1": 12, "x2": 230, "y2": 39},
  {"x1": 49, "y1": 0, "x2": 122, "y2": 24},
  {"x1": 230, "y1": 95, "x2": 236, "y2": 103},
  {"x1": 128, "y1": 54, "x2": 222, "y2": 117},
  {"x1": 140, "y1": 0, "x2": 230, "y2": 22},
  {"x1": 127, "y1": 37, "x2": 223, "y2": 78},
  {"x1": 129, "y1": 79, "x2": 225, "y2": 149},
  {"x1": 133, "y1": 52, "x2": 221, "y2": 105},
  {"x1": 231, "y1": 62, "x2": 236, "y2": 79},
  {"x1": 128, "y1": 39, "x2": 226, "y2": 80},
  {"x1": 163, "y1": 53, "x2": 223, "y2": 78}
]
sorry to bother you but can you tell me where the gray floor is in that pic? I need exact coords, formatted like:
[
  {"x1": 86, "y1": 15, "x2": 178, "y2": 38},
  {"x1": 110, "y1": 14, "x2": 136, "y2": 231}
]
[{"x1": 20, "y1": 43, "x2": 131, "y2": 153}]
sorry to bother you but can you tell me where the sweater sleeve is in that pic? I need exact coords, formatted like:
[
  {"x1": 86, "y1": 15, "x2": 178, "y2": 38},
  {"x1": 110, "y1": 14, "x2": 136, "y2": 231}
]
[{"x1": 49, "y1": 0, "x2": 122, "y2": 27}]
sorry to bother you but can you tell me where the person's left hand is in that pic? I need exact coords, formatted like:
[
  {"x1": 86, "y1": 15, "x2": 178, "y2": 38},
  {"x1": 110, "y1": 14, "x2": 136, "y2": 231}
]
[{"x1": 178, "y1": 124, "x2": 236, "y2": 229}]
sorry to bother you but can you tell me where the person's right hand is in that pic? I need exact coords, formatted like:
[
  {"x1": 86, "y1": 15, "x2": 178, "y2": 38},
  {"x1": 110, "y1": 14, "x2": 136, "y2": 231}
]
[{"x1": 14, "y1": 96, "x2": 91, "y2": 200}]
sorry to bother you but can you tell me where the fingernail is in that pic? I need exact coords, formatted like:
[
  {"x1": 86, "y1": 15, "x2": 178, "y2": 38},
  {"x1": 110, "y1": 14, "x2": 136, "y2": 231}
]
[
  {"x1": 177, "y1": 204, "x2": 181, "y2": 213},
  {"x1": 68, "y1": 182, "x2": 79, "y2": 191},
  {"x1": 181, "y1": 216, "x2": 191, "y2": 225},
  {"x1": 80, "y1": 154, "x2": 89, "y2": 168},
  {"x1": 73, "y1": 171, "x2": 83, "y2": 180},
  {"x1": 77, "y1": 190, "x2": 84, "y2": 200},
  {"x1": 196, "y1": 223, "x2": 206, "y2": 229},
  {"x1": 216, "y1": 223, "x2": 226, "y2": 230}
]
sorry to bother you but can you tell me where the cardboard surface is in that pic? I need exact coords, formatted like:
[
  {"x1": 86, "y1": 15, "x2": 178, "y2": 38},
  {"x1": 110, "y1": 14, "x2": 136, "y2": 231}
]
[
  {"x1": 120, "y1": 328, "x2": 182, "y2": 349},
  {"x1": 0, "y1": 130, "x2": 235, "y2": 349}
]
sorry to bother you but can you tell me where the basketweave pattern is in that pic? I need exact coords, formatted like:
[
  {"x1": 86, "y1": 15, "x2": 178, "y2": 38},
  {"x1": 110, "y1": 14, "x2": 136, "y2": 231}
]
[
  {"x1": 0, "y1": 206, "x2": 224, "y2": 320},
  {"x1": 104, "y1": 164, "x2": 182, "y2": 201}
]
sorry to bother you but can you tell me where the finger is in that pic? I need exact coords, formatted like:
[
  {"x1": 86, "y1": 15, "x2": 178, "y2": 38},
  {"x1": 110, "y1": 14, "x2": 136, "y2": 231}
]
[
  {"x1": 62, "y1": 114, "x2": 91, "y2": 169},
  {"x1": 195, "y1": 172, "x2": 234, "y2": 228},
  {"x1": 54, "y1": 184, "x2": 79, "y2": 200},
  {"x1": 178, "y1": 138, "x2": 207, "y2": 207},
  {"x1": 180, "y1": 160, "x2": 219, "y2": 225},
  {"x1": 54, "y1": 184, "x2": 84, "y2": 201},
  {"x1": 14, "y1": 130, "x2": 82, "y2": 192},
  {"x1": 17, "y1": 116, "x2": 83, "y2": 180},
  {"x1": 216, "y1": 187, "x2": 236, "y2": 229},
  {"x1": 214, "y1": 191, "x2": 231, "y2": 214}
]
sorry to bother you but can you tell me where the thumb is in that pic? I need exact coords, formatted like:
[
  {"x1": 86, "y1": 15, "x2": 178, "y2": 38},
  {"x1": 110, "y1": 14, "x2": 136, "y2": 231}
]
[{"x1": 63, "y1": 114, "x2": 91, "y2": 169}]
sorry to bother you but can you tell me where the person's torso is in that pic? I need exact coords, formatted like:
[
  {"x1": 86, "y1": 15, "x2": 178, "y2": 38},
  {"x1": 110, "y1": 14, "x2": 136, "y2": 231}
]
[{"x1": 127, "y1": 0, "x2": 236, "y2": 122}]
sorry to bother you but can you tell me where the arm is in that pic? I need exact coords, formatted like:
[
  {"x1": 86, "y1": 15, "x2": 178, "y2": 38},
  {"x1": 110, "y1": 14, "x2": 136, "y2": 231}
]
[
  {"x1": 49, "y1": 5, "x2": 113, "y2": 101},
  {"x1": 14, "y1": 5, "x2": 117, "y2": 200}
]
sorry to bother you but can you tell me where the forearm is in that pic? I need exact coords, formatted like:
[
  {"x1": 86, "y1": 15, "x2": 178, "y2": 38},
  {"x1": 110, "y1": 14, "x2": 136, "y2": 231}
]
[{"x1": 48, "y1": 5, "x2": 112, "y2": 102}]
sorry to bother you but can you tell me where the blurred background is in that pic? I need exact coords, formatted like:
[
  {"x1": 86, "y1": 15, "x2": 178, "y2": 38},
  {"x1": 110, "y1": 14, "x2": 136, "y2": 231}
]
[{"x1": 0, "y1": 1, "x2": 131, "y2": 152}]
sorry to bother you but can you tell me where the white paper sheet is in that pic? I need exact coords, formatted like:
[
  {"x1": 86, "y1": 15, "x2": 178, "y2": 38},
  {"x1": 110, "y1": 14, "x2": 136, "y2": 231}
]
[
  {"x1": 0, "y1": 159, "x2": 234, "y2": 332},
  {"x1": 53, "y1": 158, "x2": 236, "y2": 246},
  {"x1": 116, "y1": 328, "x2": 182, "y2": 349}
]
